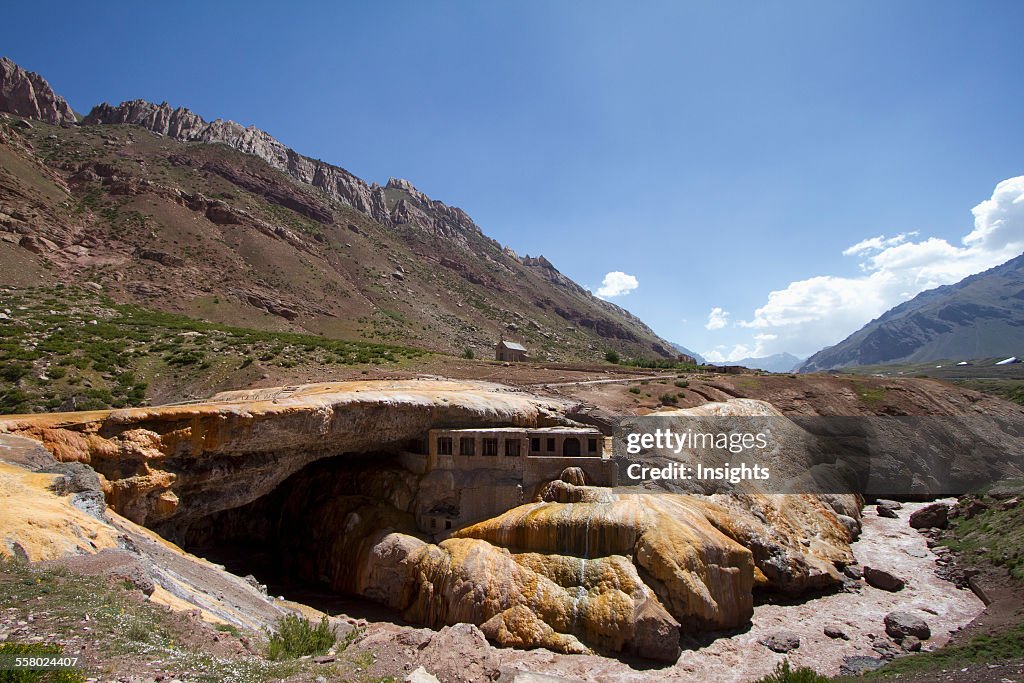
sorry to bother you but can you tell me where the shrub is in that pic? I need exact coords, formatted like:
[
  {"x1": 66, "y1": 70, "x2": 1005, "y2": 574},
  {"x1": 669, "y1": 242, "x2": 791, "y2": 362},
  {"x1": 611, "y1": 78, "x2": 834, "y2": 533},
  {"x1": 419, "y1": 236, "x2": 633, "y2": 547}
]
[
  {"x1": 628, "y1": 386, "x2": 641, "y2": 394},
  {"x1": 674, "y1": 380, "x2": 689, "y2": 388},
  {"x1": 462, "y1": 347, "x2": 475, "y2": 360},
  {"x1": 165, "y1": 350, "x2": 205, "y2": 367},
  {"x1": 659, "y1": 393, "x2": 679, "y2": 406},
  {"x1": 755, "y1": 660, "x2": 829, "y2": 683},
  {"x1": 265, "y1": 614, "x2": 336, "y2": 661},
  {"x1": 604, "y1": 350, "x2": 620, "y2": 364}
]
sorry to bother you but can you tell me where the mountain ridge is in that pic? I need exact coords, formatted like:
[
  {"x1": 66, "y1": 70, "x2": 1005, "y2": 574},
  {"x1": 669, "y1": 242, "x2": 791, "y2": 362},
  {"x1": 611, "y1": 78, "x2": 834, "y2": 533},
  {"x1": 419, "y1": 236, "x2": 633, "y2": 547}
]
[
  {"x1": 0, "y1": 57, "x2": 674, "y2": 362},
  {"x1": 717, "y1": 352, "x2": 802, "y2": 373},
  {"x1": 800, "y1": 252, "x2": 1024, "y2": 372},
  {"x1": 0, "y1": 57, "x2": 77, "y2": 126}
]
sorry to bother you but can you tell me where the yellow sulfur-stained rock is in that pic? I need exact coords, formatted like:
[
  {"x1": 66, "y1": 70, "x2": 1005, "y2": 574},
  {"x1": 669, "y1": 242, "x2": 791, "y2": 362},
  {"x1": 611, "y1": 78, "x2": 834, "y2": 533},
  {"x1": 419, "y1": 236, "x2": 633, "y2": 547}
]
[{"x1": 0, "y1": 462, "x2": 120, "y2": 561}]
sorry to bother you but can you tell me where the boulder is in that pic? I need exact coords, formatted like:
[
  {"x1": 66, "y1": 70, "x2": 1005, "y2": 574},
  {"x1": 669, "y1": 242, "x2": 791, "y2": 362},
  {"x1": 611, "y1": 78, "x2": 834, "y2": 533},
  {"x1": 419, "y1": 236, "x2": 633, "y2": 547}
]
[
  {"x1": 559, "y1": 467, "x2": 586, "y2": 486},
  {"x1": 759, "y1": 632, "x2": 800, "y2": 653},
  {"x1": 138, "y1": 249, "x2": 185, "y2": 268},
  {"x1": 876, "y1": 501, "x2": 901, "y2": 518},
  {"x1": 842, "y1": 564, "x2": 863, "y2": 580},
  {"x1": 824, "y1": 626, "x2": 850, "y2": 640},
  {"x1": 901, "y1": 636, "x2": 922, "y2": 652},
  {"x1": 835, "y1": 514, "x2": 861, "y2": 540},
  {"x1": 909, "y1": 502, "x2": 950, "y2": 530},
  {"x1": 405, "y1": 667, "x2": 440, "y2": 683},
  {"x1": 863, "y1": 566, "x2": 905, "y2": 592},
  {"x1": 840, "y1": 656, "x2": 886, "y2": 676},
  {"x1": 953, "y1": 498, "x2": 987, "y2": 520},
  {"x1": 884, "y1": 611, "x2": 931, "y2": 641}
]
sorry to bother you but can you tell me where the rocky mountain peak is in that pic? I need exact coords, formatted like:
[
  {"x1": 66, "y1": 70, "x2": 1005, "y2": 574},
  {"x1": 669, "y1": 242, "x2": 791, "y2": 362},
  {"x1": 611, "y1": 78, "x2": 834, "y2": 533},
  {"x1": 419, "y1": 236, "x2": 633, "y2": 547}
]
[
  {"x1": 386, "y1": 177, "x2": 418, "y2": 193},
  {"x1": 522, "y1": 255, "x2": 556, "y2": 270},
  {"x1": 83, "y1": 96, "x2": 497, "y2": 244},
  {"x1": 0, "y1": 57, "x2": 77, "y2": 126},
  {"x1": 386, "y1": 177, "x2": 431, "y2": 203}
]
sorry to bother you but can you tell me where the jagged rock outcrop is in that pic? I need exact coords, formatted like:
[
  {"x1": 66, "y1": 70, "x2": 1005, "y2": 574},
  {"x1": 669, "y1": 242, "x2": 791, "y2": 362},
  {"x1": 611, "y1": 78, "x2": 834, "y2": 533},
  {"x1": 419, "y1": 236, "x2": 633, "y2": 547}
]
[
  {"x1": 82, "y1": 100, "x2": 493, "y2": 244},
  {"x1": 0, "y1": 58, "x2": 77, "y2": 126}
]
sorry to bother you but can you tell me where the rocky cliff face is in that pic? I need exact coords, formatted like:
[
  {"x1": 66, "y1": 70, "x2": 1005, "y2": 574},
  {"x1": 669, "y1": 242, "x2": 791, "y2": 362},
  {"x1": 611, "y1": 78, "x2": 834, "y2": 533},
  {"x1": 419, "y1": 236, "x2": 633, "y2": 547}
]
[
  {"x1": 0, "y1": 58, "x2": 77, "y2": 126},
  {"x1": 0, "y1": 380, "x2": 570, "y2": 526}
]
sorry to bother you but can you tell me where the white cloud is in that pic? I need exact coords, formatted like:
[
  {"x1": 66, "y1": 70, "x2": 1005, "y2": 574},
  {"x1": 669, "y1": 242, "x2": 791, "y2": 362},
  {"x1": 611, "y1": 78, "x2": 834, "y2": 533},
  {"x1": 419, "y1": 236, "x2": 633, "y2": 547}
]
[
  {"x1": 704, "y1": 306, "x2": 730, "y2": 330},
  {"x1": 701, "y1": 334, "x2": 776, "y2": 363},
  {"x1": 841, "y1": 232, "x2": 918, "y2": 257},
  {"x1": 729, "y1": 176, "x2": 1024, "y2": 357},
  {"x1": 595, "y1": 271, "x2": 638, "y2": 298},
  {"x1": 702, "y1": 349, "x2": 727, "y2": 363}
]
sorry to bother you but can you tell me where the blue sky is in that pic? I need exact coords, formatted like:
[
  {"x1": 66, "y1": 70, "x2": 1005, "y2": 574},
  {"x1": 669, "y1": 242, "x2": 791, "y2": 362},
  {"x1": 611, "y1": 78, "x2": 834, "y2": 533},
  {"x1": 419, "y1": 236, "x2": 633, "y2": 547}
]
[{"x1": 6, "y1": 1, "x2": 1024, "y2": 359}]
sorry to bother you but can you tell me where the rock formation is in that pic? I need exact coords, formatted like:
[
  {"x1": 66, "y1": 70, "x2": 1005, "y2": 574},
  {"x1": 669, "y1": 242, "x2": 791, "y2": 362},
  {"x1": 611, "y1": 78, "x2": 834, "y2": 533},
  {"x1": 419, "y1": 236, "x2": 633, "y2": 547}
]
[
  {"x1": 0, "y1": 58, "x2": 77, "y2": 126},
  {"x1": 81, "y1": 100, "x2": 482, "y2": 243},
  {"x1": 0, "y1": 380, "x2": 571, "y2": 526},
  {"x1": 0, "y1": 383, "x2": 868, "y2": 662}
]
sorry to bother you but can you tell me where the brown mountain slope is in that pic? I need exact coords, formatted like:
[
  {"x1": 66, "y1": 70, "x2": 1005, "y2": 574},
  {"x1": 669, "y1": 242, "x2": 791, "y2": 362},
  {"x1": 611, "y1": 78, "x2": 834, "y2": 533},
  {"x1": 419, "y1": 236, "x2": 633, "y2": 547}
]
[{"x1": 0, "y1": 58, "x2": 672, "y2": 362}]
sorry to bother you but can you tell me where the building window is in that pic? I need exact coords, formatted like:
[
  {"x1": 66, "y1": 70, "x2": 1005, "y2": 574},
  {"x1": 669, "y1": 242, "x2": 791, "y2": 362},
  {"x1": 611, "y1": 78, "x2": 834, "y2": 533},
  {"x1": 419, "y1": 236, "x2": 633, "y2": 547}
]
[
  {"x1": 505, "y1": 439, "x2": 521, "y2": 456},
  {"x1": 482, "y1": 438, "x2": 498, "y2": 456},
  {"x1": 430, "y1": 518, "x2": 436, "y2": 529},
  {"x1": 588, "y1": 438, "x2": 598, "y2": 453},
  {"x1": 459, "y1": 437, "x2": 475, "y2": 456},
  {"x1": 437, "y1": 437, "x2": 453, "y2": 455},
  {"x1": 546, "y1": 437, "x2": 555, "y2": 452},
  {"x1": 530, "y1": 437, "x2": 540, "y2": 454},
  {"x1": 445, "y1": 520, "x2": 452, "y2": 530}
]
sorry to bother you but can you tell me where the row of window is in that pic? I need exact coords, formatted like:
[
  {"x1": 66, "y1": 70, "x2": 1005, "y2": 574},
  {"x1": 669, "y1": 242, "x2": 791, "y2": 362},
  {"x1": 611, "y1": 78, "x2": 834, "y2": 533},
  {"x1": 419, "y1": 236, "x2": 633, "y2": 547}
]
[
  {"x1": 436, "y1": 436, "x2": 515, "y2": 456},
  {"x1": 435, "y1": 436, "x2": 599, "y2": 456}
]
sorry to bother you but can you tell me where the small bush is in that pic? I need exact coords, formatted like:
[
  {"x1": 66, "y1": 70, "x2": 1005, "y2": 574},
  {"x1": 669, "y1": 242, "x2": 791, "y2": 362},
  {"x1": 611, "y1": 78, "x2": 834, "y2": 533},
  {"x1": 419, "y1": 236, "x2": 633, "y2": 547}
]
[
  {"x1": 659, "y1": 393, "x2": 679, "y2": 406},
  {"x1": 755, "y1": 660, "x2": 829, "y2": 683},
  {"x1": 265, "y1": 614, "x2": 336, "y2": 661},
  {"x1": 215, "y1": 623, "x2": 241, "y2": 637},
  {"x1": 165, "y1": 350, "x2": 205, "y2": 367},
  {"x1": 462, "y1": 347, "x2": 475, "y2": 360},
  {"x1": 628, "y1": 386, "x2": 641, "y2": 394},
  {"x1": 674, "y1": 380, "x2": 689, "y2": 388},
  {"x1": 604, "y1": 350, "x2": 620, "y2": 364}
]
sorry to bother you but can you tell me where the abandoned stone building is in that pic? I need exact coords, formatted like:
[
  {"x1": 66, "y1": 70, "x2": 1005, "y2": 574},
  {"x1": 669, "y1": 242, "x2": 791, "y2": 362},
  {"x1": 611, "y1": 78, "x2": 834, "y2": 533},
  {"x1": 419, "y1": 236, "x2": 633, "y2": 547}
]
[
  {"x1": 402, "y1": 426, "x2": 615, "y2": 535},
  {"x1": 495, "y1": 338, "x2": 528, "y2": 362}
]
